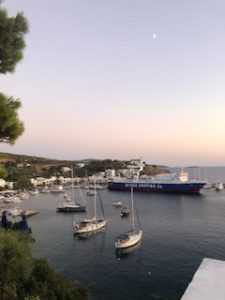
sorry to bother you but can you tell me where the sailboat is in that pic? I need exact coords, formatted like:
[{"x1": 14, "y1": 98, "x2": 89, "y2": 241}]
[
  {"x1": 115, "y1": 187, "x2": 142, "y2": 249},
  {"x1": 73, "y1": 182, "x2": 107, "y2": 234},
  {"x1": 56, "y1": 167, "x2": 86, "y2": 213}
]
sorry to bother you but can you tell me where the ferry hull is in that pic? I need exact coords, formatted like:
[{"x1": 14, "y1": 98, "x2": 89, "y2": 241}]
[{"x1": 108, "y1": 181, "x2": 205, "y2": 194}]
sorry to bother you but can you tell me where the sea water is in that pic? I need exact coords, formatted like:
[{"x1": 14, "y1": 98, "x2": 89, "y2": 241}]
[{"x1": 20, "y1": 167, "x2": 225, "y2": 300}]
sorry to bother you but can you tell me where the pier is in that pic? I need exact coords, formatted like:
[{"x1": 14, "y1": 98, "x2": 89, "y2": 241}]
[{"x1": 181, "y1": 258, "x2": 225, "y2": 300}]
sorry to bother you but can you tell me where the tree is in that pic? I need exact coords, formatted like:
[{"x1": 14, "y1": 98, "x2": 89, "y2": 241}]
[
  {"x1": 0, "y1": 5, "x2": 28, "y2": 144},
  {"x1": 0, "y1": 231, "x2": 89, "y2": 300},
  {"x1": 0, "y1": 8, "x2": 28, "y2": 74},
  {"x1": 14, "y1": 175, "x2": 32, "y2": 190},
  {"x1": 0, "y1": 164, "x2": 8, "y2": 178},
  {"x1": 0, "y1": 93, "x2": 24, "y2": 144},
  {"x1": 0, "y1": 231, "x2": 33, "y2": 300},
  {"x1": 22, "y1": 259, "x2": 89, "y2": 300}
]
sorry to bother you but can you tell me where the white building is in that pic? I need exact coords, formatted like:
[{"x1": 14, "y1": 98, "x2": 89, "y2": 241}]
[
  {"x1": 129, "y1": 157, "x2": 144, "y2": 171},
  {"x1": 0, "y1": 178, "x2": 6, "y2": 188},
  {"x1": 105, "y1": 169, "x2": 116, "y2": 178},
  {"x1": 30, "y1": 177, "x2": 55, "y2": 187}
]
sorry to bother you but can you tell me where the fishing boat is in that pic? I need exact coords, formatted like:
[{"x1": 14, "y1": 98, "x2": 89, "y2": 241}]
[
  {"x1": 73, "y1": 183, "x2": 107, "y2": 234},
  {"x1": 115, "y1": 188, "x2": 142, "y2": 249},
  {"x1": 108, "y1": 170, "x2": 206, "y2": 194},
  {"x1": 56, "y1": 167, "x2": 86, "y2": 213}
]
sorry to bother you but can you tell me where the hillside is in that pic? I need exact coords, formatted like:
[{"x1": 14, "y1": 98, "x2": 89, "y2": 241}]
[
  {"x1": 0, "y1": 152, "x2": 77, "y2": 164},
  {"x1": 0, "y1": 152, "x2": 170, "y2": 183}
]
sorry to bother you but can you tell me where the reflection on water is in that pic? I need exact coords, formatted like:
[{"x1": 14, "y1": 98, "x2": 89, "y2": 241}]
[{"x1": 115, "y1": 240, "x2": 142, "y2": 259}]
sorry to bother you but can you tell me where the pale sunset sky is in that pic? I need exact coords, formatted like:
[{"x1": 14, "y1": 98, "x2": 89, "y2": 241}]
[{"x1": 1, "y1": 0, "x2": 225, "y2": 166}]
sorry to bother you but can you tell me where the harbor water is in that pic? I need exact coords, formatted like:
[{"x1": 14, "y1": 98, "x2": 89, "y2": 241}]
[{"x1": 20, "y1": 167, "x2": 225, "y2": 300}]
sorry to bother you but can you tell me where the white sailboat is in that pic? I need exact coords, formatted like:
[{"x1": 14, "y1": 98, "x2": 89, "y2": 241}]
[
  {"x1": 57, "y1": 167, "x2": 86, "y2": 213},
  {"x1": 73, "y1": 182, "x2": 107, "y2": 234},
  {"x1": 115, "y1": 187, "x2": 142, "y2": 249}
]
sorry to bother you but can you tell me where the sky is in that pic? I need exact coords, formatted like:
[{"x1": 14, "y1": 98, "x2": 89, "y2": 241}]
[{"x1": 1, "y1": 0, "x2": 225, "y2": 166}]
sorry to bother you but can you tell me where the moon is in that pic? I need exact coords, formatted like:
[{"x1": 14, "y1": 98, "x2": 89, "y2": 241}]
[{"x1": 152, "y1": 34, "x2": 157, "y2": 39}]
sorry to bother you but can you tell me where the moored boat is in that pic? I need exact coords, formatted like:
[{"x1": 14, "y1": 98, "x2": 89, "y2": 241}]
[
  {"x1": 73, "y1": 183, "x2": 107, "y2": 234},
  {"x1": 86, "y1": 189, "x2": 97, "y2": 196},
  {"x1": 115, "y1": 230, "x2": 143, "y2": 249},
  {"x1": 57, "y1": 167, "x2": 86, "y2": 213},
  {"x1": 56, "y1": 202, "x2": 86, "y2": 212},
  {"x1": 21, "y1": 209, "x2": 39, "y2": 217},
  {"x1": 51, "y1": 185, "x2": 64, "y2": 193},
  {"x1": 120, "y1": 206, "x2": 130, "y2": 217},
  {"x1": 115, "y1": 188, "x2": 142, "y2": 249},
  {"x1": 215, "y1": 182, "x2": 223, "y2": 191},
  {"x1": 73, "y1": 218, "x2": 107, "y2": 234},
  {"x1": 7, "y1": 206, "x2": 23, "y2": 217},
  {"x1": 108, "y1": 170, "x2": 206, "y2": 194},
  {"x1": 112, "y1": 201, "x2": 122, "y2": 207}
]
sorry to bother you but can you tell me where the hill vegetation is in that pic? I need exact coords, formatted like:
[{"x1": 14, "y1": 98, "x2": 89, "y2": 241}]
[
  {"x1": 0, "y1": 152, "x2": 169, "y2": 185},
  {"x1": 0, "y1": 230, "x2": 89, "y2": 300}
]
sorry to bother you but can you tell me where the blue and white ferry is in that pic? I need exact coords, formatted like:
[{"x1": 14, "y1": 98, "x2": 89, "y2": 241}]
[{"x1": 108, "y1": 171, "x2": 206, "y2": 194}]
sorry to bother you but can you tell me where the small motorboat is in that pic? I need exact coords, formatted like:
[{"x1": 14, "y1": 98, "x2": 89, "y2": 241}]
[
  {"x1": 86, "y1": 190, "x2": 97, "y2": 196},
  {"x1": 112, "y1": 201, "x2": 122, "y2": 207},
  {"x1": 120, "y1": 206, "x2": 130, "y2": 217},
  {"x1": 215, "y1": 182, "x2": 223, "y2": 191}
]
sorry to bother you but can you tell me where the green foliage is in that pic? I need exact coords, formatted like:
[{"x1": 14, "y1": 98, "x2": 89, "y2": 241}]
[
  {"x1": 0, "y1": 153, "x2": 9, "y2": 159},
  {"x1": 0, "y1": 231, "x2": 33, "y2": 299},
  {"x1": 140, "y1": 164, "x2": 170, "y2": 176},
  {"x1": 0, "y1": 231, "x2": 89, "y2": 300},
  {"x1": 0, "y1": 164, "x2": 8, "y2": 178},
  {"x1": 0, "y1": 8, "x2": 28, "y2": 74},
  {"x1": 0, "y1": 6, "x2": 28, "y2": 145},
  {"x1": 85, "y1": 159, "x2": 126, "y2": 176},
  {"x1": 22, "y1": 259, "x2": 89, "y2": 300},
  {"x1": 0, "y1": 93, "x2": 24, "y2": 144},
  {"x1": 14, "y1": 175, "x2": 32, "y2": 190}
]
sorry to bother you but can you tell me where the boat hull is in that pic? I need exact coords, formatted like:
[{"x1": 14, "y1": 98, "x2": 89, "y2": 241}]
[
  {"x1": 120, "y1": 207, "x2": 130, "y2": 217},
  {"x1": 108, "y1": 181, "x2": 205, "y2": 194},
  {"x1": 74, "y1": 219, "x2": 107, "y2": 234},
  {"x1": 115, "y1": 230, "x2": 143, "y2": 249},
  {"x1": 56, "y1": 206, "x2": 86, "y2": 212}
]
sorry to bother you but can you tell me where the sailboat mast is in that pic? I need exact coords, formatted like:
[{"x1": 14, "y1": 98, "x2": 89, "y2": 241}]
[
  {"x1": 94, "y1": 180, "x2": 96, "y2": 220},
  {"x1": 71, "y1": 165, "x2": 75, "y2": 203},
  {"x1": 131, "y1": 187, "x2": 135, "y2": 231}
]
